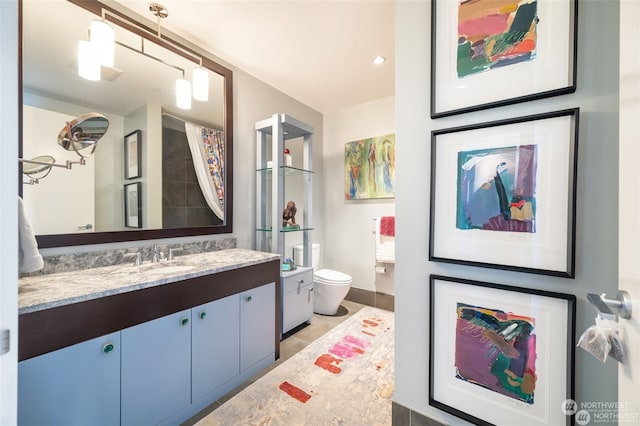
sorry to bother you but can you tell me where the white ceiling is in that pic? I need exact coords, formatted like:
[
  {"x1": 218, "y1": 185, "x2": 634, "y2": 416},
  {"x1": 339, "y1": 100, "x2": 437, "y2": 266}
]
[{"x1": 113, "y1": 0, "x2": 396, "y2": 114}]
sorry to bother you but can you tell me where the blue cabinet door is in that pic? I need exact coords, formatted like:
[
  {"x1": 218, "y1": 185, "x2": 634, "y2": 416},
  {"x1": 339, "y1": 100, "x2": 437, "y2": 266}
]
[
  {"x1": 240, "y1": 282, "x2": 276, "y2": 371},
  {"x1": 192, "y1": 295, "x2": 240, "y2": 402},
  {"x1": 18, "y1": 332, "x2": 121, "y2": 426},
  {"x1": 121, "y1": 310, "x2": 191, "y2": 426}
]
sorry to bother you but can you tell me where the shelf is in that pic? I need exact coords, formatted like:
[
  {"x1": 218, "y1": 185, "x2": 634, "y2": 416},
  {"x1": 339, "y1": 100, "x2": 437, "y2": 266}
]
[
  {"x1": 256, "y1": 166, "x2": 313, "y2": 175},
  {"x1": 256, "y1": 114, "x2": 315, "y2": 337},
  {"x1": 255, "y1": 114, "x2": 314, "y2": 139},
  {"x1": 255, "y1": 227, "x2": 315, "y2": 233}
]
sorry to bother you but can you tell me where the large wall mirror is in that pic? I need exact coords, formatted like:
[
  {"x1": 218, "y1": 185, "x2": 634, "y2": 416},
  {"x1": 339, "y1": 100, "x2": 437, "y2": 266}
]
[{"x1": 20, "y1": 0, "x2": 233, "y2": 248}]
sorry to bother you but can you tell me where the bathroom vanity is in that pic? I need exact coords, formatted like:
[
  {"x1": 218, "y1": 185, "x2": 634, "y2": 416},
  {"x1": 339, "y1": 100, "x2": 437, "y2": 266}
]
[{"x1": 17, "y1": 248, "x2": 280, "y2": 426}]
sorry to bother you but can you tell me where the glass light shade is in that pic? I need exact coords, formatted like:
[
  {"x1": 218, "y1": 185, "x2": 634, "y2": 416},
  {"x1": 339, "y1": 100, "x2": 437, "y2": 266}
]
[
  {"x1": 192, "y1": 67, "x2": 209, "y2": 101},
  {"x1": 90, "y1": 20, "x2": 115, "y2": 67},
  {"x1": 78, "y1": 40, "x2": 100, "y2": 81},
  {"x1": 176, "y1": 78, "x2": 192, "y2": 109}
]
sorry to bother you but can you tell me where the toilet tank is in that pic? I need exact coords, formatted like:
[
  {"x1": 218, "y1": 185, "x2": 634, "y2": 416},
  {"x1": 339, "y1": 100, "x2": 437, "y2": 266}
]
[{"x1": 293, "y1": 243, "x2": 320, "y2": 269}]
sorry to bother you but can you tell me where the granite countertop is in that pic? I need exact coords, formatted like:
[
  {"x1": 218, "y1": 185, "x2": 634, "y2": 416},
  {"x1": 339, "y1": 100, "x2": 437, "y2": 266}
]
[{"x1": 19, "y1": 248, "x2": 280, "y2": 315}]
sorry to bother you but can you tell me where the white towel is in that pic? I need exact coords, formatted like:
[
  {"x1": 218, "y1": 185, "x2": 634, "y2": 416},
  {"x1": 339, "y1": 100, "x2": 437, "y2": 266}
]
[
  {"x1": 18, "y1": 196, "x2": 44, "y2": 273},
  {"x1": 375, "y1": 217, "x2": 395, "y2": 263}
]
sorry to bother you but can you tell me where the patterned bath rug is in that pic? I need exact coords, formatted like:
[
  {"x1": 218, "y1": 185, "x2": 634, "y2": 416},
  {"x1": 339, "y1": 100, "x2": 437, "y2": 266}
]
[{"x1": 196, "y1": 306, "x2": 394, "y2": 426}]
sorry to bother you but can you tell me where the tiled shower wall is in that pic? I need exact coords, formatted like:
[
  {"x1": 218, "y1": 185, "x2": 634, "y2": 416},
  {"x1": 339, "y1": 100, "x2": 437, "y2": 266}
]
[{"x1": 162, "y1": 126, "x2": 222, "y2": 229}]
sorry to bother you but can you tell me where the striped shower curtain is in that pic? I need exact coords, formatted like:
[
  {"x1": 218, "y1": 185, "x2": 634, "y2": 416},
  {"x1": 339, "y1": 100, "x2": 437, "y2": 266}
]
[{"x1": 184, "y1": 122, "x2": 225, "y2": 220}]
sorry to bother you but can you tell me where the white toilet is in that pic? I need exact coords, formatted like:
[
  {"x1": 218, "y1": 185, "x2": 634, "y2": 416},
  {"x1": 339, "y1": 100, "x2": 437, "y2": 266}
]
[{"x1": 293, "y1": 244, "x2": 352, "y2": 315}]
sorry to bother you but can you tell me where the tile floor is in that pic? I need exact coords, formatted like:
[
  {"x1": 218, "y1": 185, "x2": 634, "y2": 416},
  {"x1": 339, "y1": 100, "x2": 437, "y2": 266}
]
[{"x1": 184, "y1": 300, "x2": 367, "y2": 425}]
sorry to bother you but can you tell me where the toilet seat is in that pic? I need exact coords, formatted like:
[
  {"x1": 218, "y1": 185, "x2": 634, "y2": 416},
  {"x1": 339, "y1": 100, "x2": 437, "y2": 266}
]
[{"x1": 314, "y1": 269, "x2": 352, "y2": 285}]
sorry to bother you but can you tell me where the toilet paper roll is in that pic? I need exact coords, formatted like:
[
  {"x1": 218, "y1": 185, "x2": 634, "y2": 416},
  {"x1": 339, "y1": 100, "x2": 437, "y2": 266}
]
[{"x1": 375, "y1": 265, "x2": 386, "y2": 274}]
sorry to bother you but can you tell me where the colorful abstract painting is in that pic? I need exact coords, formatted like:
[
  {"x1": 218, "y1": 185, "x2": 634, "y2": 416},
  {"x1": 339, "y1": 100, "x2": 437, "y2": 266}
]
[
  {"x1": 457, "y1": 144, "x2": 537, "y2": 233},
  {"x1": 345, "y1": 134, "x2": 395, "y2": 200},
  {"x1": 454, "y1": 302, "x2": 537, "y2": 404},
  {"x1": 457, "y1": 0, "x2": 539, "y2": 78}
]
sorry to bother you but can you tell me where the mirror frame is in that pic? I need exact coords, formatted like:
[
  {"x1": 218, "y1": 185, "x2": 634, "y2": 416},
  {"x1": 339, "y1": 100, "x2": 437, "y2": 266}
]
[{"x1": 19, "y1": 0, "x2": 234, "y2": 248}]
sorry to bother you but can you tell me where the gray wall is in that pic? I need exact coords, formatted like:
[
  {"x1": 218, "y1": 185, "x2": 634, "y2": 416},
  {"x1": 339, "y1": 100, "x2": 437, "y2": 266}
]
[
  {"x1": 395, "y1": 0, "x2": 619, "y2": 423},
  {"x1": 232, "y1": 69, "x2": 324, "y2": 252}
]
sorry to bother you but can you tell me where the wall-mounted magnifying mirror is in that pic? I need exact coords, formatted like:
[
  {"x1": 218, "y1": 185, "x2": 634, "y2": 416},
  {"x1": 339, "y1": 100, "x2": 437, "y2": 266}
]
[
  {"x1": 19, "y1": 112, "x2": 109, "y2": 179},
  {"x1": 20, "y1": 0, "x2": 233, "y2": 247},
  {"x1": 22, "y1": 155, "x2": 56, "y2": 185},
  {"x1": 58, "y1": 112, "x2": 110, "y2": 156}
]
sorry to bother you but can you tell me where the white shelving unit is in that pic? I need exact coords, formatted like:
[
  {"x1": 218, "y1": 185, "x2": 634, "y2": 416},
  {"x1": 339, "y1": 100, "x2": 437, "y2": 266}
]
[{"x1": 255, "y1": 114, "x2": 314, "y2": 333}]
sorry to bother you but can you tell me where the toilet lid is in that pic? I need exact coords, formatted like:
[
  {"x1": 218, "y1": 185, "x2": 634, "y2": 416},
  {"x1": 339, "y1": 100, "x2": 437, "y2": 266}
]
[{"x1": 314, "y1": 268, "x2": 352, "y2": 283}]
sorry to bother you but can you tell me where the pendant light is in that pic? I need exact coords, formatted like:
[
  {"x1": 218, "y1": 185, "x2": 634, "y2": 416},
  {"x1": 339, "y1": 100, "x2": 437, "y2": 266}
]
[
  {"x1": 176, "y1": 78, "x2": 192, "y2": 109},
  {"x1": 78, "y1": 40, "x2": 100, "y2": 81},
  {"x1": 90, "y1": 19, "x2": 115, "y2": 67},
  {"x1": 192, "y1": 67, "x2": 209, "y2": 101},
  {"x1": 77, "y1": 2, "x2": 211, "y2": 110}
]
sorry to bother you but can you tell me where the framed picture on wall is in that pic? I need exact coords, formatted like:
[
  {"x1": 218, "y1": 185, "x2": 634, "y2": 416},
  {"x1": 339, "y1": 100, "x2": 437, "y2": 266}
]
[
  {"x1": 124, "y1": 182, "x2": 142, "y2": 228},
  {"x1": 124, "y1": 130, "x2": 142, "y2": 179},
  {"x1": 344, "y1": 133, "x2": 396, "y2": 200},
  {"x1": 430, "y1": 0, "x2": 578, "y2": 118},
  {"x1": 429, "y1": 108, "x2": 579, "y2": 277},
  {"x1": 429, "y1": 274, "x2": 576, "y2": 426}
]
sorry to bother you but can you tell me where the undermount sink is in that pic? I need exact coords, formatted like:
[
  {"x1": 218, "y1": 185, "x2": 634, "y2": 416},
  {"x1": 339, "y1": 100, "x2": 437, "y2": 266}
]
[
  {"x1": 112, "y1": 261, "x2": 199, "y2": 276},
  {"x1": 141, "y1": 264, "x2": 197, "y2": 275}
]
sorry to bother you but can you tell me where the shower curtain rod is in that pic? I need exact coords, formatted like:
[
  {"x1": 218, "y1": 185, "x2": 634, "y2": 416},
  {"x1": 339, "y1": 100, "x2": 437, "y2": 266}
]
[{"x1": 161, "y1": 111, "x2": 222, "y2": 131}]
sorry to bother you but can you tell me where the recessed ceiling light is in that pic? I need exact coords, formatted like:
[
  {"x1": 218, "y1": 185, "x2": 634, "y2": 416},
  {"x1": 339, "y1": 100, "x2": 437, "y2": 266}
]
[{"x1": 372, "y1": 56, "x2": 386, "y2": 65}]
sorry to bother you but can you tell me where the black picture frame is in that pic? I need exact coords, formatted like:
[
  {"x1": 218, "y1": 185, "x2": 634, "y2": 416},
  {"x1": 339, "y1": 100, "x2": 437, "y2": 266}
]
[
  {"x1": 430, "y1": 0, "x2": 578, "y2": 118},
  {"x1": 429, "y1": 108, "x2": 579, "y2": 277},
  {"x1": 124, "y1": 130, "x2": 142, "y2": 179},
  {"x1": 429, "y1": 274, "x2": 576, "y2": 426},
  {"x1": 124, "y1": 182, "x2": 142, "y2": 228}
]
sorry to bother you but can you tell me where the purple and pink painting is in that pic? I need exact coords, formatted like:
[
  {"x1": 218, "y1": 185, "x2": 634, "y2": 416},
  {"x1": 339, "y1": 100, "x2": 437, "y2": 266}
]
[
  {"x1": 457, "y1": 0, "x2": 539, "y2": 77},
  {"x1": 456, "y1": 144, "x2": 537, "y2": 232},
  {"x1": 454, "y1": 303, "x2": 537, "y2": 404}
]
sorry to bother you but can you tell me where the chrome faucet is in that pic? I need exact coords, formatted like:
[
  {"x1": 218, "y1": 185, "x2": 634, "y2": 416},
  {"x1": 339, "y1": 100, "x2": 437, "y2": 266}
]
[
  {"x1": 151, "y1": 244, "x2": 165, "y2": 263},
  {"x1": 124, "y1": 251, "x2": 143, "y2": 266},
  {"x1": 168, "y1": 247, "x2": 183, "y2": 261}
]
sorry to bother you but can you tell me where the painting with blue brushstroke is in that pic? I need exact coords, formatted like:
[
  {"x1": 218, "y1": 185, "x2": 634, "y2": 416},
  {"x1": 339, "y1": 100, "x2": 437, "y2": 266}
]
[
  {"x1": 456, "y1": 145, "x2": 537, "y2": 232},
  {"x1": 345, "y1": 134, "x2": 395, "y2": 200}
]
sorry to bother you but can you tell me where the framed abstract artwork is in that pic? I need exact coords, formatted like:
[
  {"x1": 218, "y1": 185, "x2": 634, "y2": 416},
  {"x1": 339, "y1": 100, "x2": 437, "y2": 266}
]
[
  {"x1": 429, "y1": 275, "x2": 576, "y2": 426},
  {"x1": 430, "y1": 0, "x2": 578, "y2": 118},
  {"x1": 344, "y1": 133, "x2": 395, "y2": 200},
  {"x1": 124, "y1": 182, "x2": 142, "y2": 228},
  {"x1": 429, "y1": 108, "x2": 579, "y2": 277},
  {"x1": 124, "y1": 130, "x2": 142, "y2": 179}
]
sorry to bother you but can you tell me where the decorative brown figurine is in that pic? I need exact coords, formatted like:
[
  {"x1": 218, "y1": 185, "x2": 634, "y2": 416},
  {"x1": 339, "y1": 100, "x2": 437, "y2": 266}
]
[{"x1": 282, "y1": 200, "x2": 297, "y2": 227}]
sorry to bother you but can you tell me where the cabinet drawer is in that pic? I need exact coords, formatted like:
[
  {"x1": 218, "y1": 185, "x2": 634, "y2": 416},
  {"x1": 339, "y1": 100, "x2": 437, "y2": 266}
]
[{"x1": 282, "y1": 270, "x2": 313, "y2": 294}]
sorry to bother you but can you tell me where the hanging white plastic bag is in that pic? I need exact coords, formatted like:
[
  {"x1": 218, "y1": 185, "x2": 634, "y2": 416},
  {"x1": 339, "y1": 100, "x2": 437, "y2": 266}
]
[
  {"x1": 577, "y1": 321, "x2": 611, "y2": 362},
  {"x1": 577, "y1": 316, "x2": 626, "y2": 364}
]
